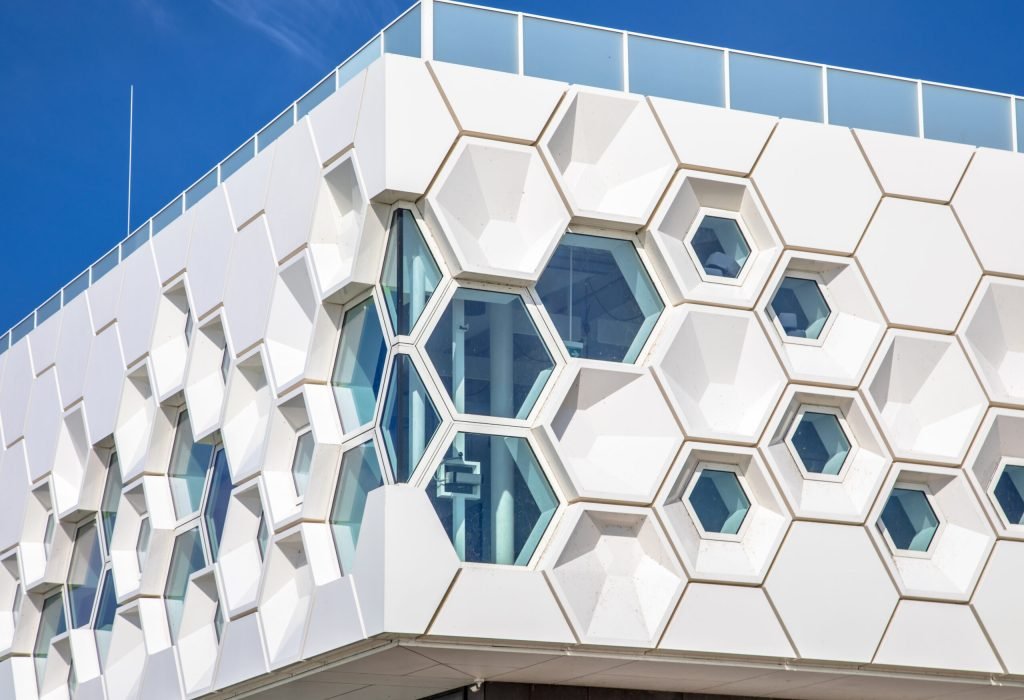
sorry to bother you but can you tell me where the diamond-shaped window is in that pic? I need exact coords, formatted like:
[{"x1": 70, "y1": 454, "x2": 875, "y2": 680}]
[
  {"x1": 331, "y1": 296, "x2": 387, "y2": 433},
  {"x1": 381, "y1": 208, "x2": 442, "y2": 337},
  {"x1": 994, "y1": 464, "x2": 1024, "y2": 525},
  {"x1": 789, "y1": 410, "x2": 851, "y2": 476},
  {"x1": 381, "y1": 354, "x2": 441, "y2": 483},
  {"x1": 687, "y1": 467, "x2": 750, "y2": 535},
  {"x1": 689, "y1": 215, "x2": 751, "y2": 280},
  {"x1": 879, "y1": 487, "x2": 939, "y2": 552},
  {"x1": 770, "y1": 276, "x2": 831, "y2": 340},
  {"x1": 330, "y1": 440, "x2": 385, "y2": 573}
]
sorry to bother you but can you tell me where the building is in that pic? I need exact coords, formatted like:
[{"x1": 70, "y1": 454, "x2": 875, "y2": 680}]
[{"x1": 2, "y1": 1, "x2": 1024, "y2": 698}]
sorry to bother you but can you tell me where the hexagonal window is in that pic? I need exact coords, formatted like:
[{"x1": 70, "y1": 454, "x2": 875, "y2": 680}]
[
  {"x1": 770, "y1": 275, "x2": 831, "y2": 340},
  {"x1": 256, "y1": 512, "x2": 269, "y2": 561},
  {"x1": 382, "y1": 354, "x2": 441, "y2": 483},
  {"x1": 202, "y1": 448, "x2": 232, "y2": 562},
  {"x1": 879, "y1": 487, "x2": 939, "y2": 553},
  {"x1": 427, "y1": 432, "x2": 558, "y2": 565},
  {"x1": 426, "y1": 289, "x2": 554, "y2": 419},
  {"x1": 42, "y1": 510, "x2": 55, "y2": 560},
  {"x1": 330, "y1": 441, "x2": 384, "y2": 573},
  {"x1": 167, "y1": 410, "x2": 217, "y2": 520},
  {"x1": 93, "y1": 569, "x2": 117, "y2": 664},
  {"x1": 100, "y1": 452, "x2": 122, "y2": 548},
  {"x1": 165, "y1": 527, "x2": 206, "y2": 640},
  {"x1": 331, "y1": 296, "x2": 387, "y2": 432},
  {"x1": 994, "y1": 464, "x2": 1024, "y2": 525},
  {"x1": 788, "y1": 408, "x2": 852, "y2": 477},
  {"x1": 34, "y1": 592, "x2": 65, "y2": 685},
  {"x1": 686, "y1": 466, "x2": 751, "y2": 536},
  {"x1": 688, "y1": 214, "x2": 751, "y2": 280},
  {"x1": 136, "y1": 516, "x2": 152, "y2": 572},
  {"x1": 67, "y1": 521, "x2": 102, "y2": 628},
  {"x1": 290, "y1": 429, "x2": 314, "y2": 497},
  {"x1": 536, "y1": 233, "x2": 663, "y2": 362},
  {"x1": 381, "y1": 208, "x2": 442, "y2": 337}
]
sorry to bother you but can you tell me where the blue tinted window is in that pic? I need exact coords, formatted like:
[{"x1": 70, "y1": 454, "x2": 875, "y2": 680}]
[
  {"x1": 68, "y1": 523, "x2": 102, "y2": 628},
  {"x1": 164, "y1": 528, "x2": 206, "y2": 639},
  {"x1": 331, "y1": 297, "x2": 387, "y2": 431},
  {"x1": 296, "y1": 74, "x2": 335, "y2": 119},
  {"x1": 879, "y1": 488, "x2": 939, "y2": 552},
  {"x1": 791, "y1": 411, "x2": 850, "y2": 475},
  {"x1": 382, "y1": 354, "x2": 441, "y2": 483},
  {"x1": 168, "y1": 411, "x2": 214, "y2": 519},
  {"x1": 383, "y1": 4, "x2": 421, "y2": 57},
  {"x1": 434, "y1": 2, "x2": 518, "y2": 73},
  {"x1": 628, "y1": 35, "x2": 724, "y2": 106},
  {"x1": 381, "y1": 209, "x2": 442, "y2": 337},
  {"x1": 827, "y1": 69, "x2": 918, "y2": 136},
  {"x1": 995, "y1": 465, "x2": 1024, "y2": 525},
  {"x1": 923, "y1": 84, "x2": 1011, "y2": 150},
  {"x1": 93, "y1": 569, "x2": 117, "y2": 664},
  {"x1": 523, "y1": 17, "x2": 622, "y2": 90},
  {"x1": 689, "y1": 468, "x2": 750, "y2": 535},
  {"x1": 730, "y1": 53, "x2": 823, "y2": 122},
  {"x1": 331, "y1": 441, "x2": 384, "y2": 573},
  {"x1": 339, "y1": 36, "x2": 381, "y2": 86},
  {"x1": 770, "y1": 277, "x2": 831, "y2": 340},
  {"x1": 203, "y1": 448, "x2": 232, "y2": 561}
]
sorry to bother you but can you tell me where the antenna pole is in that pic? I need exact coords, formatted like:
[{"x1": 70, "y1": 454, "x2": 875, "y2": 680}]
[{"x1": 127, "y1": 85, "x2": 134, "y2": 235}]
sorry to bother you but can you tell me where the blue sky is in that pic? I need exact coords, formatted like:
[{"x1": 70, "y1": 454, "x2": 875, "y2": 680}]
[{"x1": 2, "y1": 0, "x2": 1023, "y2": 332}]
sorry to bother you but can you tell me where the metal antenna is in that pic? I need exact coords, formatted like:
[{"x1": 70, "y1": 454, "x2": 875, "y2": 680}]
[{"x1": 127, "y1": 84, "x2": 134, "y2": 235}]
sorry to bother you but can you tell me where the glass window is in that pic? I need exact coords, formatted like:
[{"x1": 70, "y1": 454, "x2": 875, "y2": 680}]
[
  {"x1": 220, "y1": 139, "x2": 255, "y2": 181},
  {"x1": 994, "y1": 464, "x2": 1024, "y2": 525},
  {"x1": 382, "y1": 355, "x2": 441, "y2": 483},
  {"x1": 12, "y1": 581, "x2": 22, "y2": 629},
  {"x1": 185, "y1": 169, "x2": 218, "y2": 210},
  {"x1": 426, "y1": 289, "x2": 554, "y2": 419},
  {"x1": 730, "y1": 53, "x2": 823, "y2": 122},
  {"x1": 383, "y1": 3, "x2": 421, "y2": 57},
  {"x1": 213, "y1": 601, "x2": 225, "y2": 643},
  {"x1": 770, "y1": 276, "x2": 831, "y2": 340},
  {"x1": 690, "y1": 215, "x2": 751, "y2": 280},
  {"x1": 627, "y1": 35, "x2": 724, "y2": 107},
  {"x1": 338, "y1": 36, "x2": 381, "y2": 87},
  {"x1": 296, "y1": 74, "x2": 336, "y2": 120},
  {"x1": 34, "y1": 592, "x2": 66, "y2": 685},
  {"x1": 67, "y1": 522, "x2": 103, "y2": 628},
  {"x1": 879, "y1": 487, "x2": 939, "y2": 552},
  {"x1": 330, "y1": 441, "x2": 385, "y2": 573},
  {"x1": 434, "y1": 2, "x2": 518, "y2": 74},
  {"x1": 923, "y1": 84, "x2": 1012, "y2": 150},
  {"x1": 331, "y1": 297, "x2": 387, "y2": 432},
  {"x1": 43, "y1": 511, "x2": 56, "y2": 560},
  {"x1": 791, "y1": 411, "x2": 851, "y2": 476},
  {"x1": 257, "y1": 108, "x2": 294, "y2": 151},
  {"x1": 184, "y1": 310, "x2": 194, "y2": 346},
  {"x1": 165, "y1": 528, "x2": 206, "y2": 640},
  {"x1": 100, "y1": 453, "x2": 122, "y2": 548},
  {"x1": 523, "y1": 17, "x2": 622, "y2": 90},
  {"x1": 256, "y1": 512, "x2": 269, "y2": 560},
  {"x1": 136, "y1": 516, "x2": 152, "y2": 572},
  {"x1": 220, "y1": 344, "x2": 231, "y2": 384},
  {"x1": 827, "y1": 68, "x2": 918, "y2": 137},
  {"x1": 381, "y1": 209, "x2": 442, "y2": 337},
  {"x1": 203, "y1": 449, "x2": 232, "y2": 562},
  {"x1": 291, "y1": 430, "x2": 315, "y2": 497},
  {"x1": 537, "y1": 233, "x2": 663, "y2": 363},
  {"x1": 427, "y1": 433, "x2": 557, "y2": 565},
  {"x1": 688, "y1": 468, "x2": 750, "y2": 535},
  {"x1": 1017, "y1": 99, "x2": 1024, "y2": 154},
  {"x1": 93, "y1": 569, "x2": 117, "y2": 666},
  {"x1": 167, "y1": 411, "x2": 215, "y2": 520}
]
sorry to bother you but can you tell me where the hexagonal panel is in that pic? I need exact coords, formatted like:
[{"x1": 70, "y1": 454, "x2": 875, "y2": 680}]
[
  {"x1": 185, "y1": 188, "x2": 236, "y2": 319},
  {"x1": 972, "y1": 540, "x2": 1024, "y2": 673},
  {"x1": 381, "y1": 353, "x2": 442, "y2": 483},
  {"x1": 536, "y1": 232, "x2": 663, "y2": 363},
  {"x1": 183, "y1": 314, "x2": 231, "y2": 441},
  {"x1": 264, "y1": 254, "x2": 320, "y2": 394},
  {"x1": 164, "y1": 527, "x2": 206, "y2": 640},
  {"x1": 858, "y1": 198, "x2": 980, "y2": 333},
  {"x1": 952, "y1": 148, "x2": 1024, "y2": 277},
  {"x1": 647, "y1": 170, "x2": 782, "y2": 308},
  {"x1": 963, "y1": 408, "x2": 1024, "y2": 541},
  {"x1": 425, "y1": 138, "x2": 570, "y2": 283},
  {"x1": 222, "y1": 216, "x2": 275, "y2": 355},
  {"x1": 262, "y1": 121, "x2": 321, "y2": 264},
  {"x1": 657, "y1": 443, "x2": 789, "y2": 584},
  {"x1": 221, "y1": 350, "x2": 273, "y2": 484},
  {"x1": 542, "y1": 504, "x2": 686, "y2": 647},
  {"x1": 331, "y1": 295, "x2": 388, "y2": 434},
  {"x1": 650, "y1": 306, "x2": 786, "y2": 444},
  {"x1": 959, "y1": 277, "x2": 1024, "y2": 404},
  {"x1": 538, "y1": 363, "x2": 682, "y2": 505},
  {"x1": 426, "y1": 431, "x2": 558, "y2": 566},
  {"x1": 864, "y1": 331, "x2": 986, "y2": 466},
  {"x1": 854, "y1": 128, "x2": 973, "y2": 204},
  {"x1": 540, "y1": 89, "x2": 675, "y2": 228},
  {"x1": 752, "y1": 119, "x2": 880, "y2": 254},
  {"x1": 874, "y1": 600, "x2": 1001, "y2": 673},
  {"x1": 380, "y1": 208, "x2": 443, "y2": 337}
]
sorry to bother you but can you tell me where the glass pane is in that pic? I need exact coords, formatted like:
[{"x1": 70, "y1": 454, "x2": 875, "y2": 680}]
[
  {"x1": 428, "y1": 432, "x2": 557, "y2": 566},
  {"x1": 995, "y1": 464, "x2": 1024, "y2": 525},
  {"x1": 257, "y1": 108, "x2": 294, "y2": 151},
  {"x1": 827, "y1": 68, "x2": 918, "y2": 136},
  {"x1": 64, "y1": 271, "x2": 89, "y2": 304},
  {"x1": 382, "y1": 354, "x2": 441, "y2": 483},
  {"x1": 100, "y1": 453, "x2": 122, "y2": 548},
  {"x1": 43, "y1": 511, "x2": 55, "y2": 559},
  {"x1": 331, "y1": 297, "x2": 387, "y2": 431},
  {"x1": 151, "y1": 197, "x2": 182, "y2": 236},
  {"x1": 880, "y1": 487, "x2": 939, "y2": 552},
  {"x1": 770, "y1": 276, "x2": 831, "y2": 340},
  {"x1": 381, "y1": 209, "x2": 442, "y2": 337},
  {"x1": 688, "y1": 468, "x2": 750, "y2": 535},
  {"x1": 164, "y1": 528, "x2": 206, "y2": 640},
  {"x1": 37, "y1": 293, "x2": 62, "y2": 325},
  {"x1": 627, "y1": 35, "x2": 724, "y2": 107},
  {"x1": 1017, "y1": 99, "x2": 1024, "y2": 154},
  {"x1": 296, "y1": 74, "x2": 335, "y2": 119},
  {"x1": 523, "y1": 17, "x2": 622, "y2": 90},
  {"x1": 730, "y1": 53, "x2": 823, "y2": 122},
  {"x1": 11, "y1": 316, "x2": 33, "y2": 345},
  {"x1": 257, "y1": 513, "x2": 269, "y2": 560},
  {"x1": 383, "y1": 4, "x2": 421, "y2": 57},
  {"x1": 168, "y1": 411, "x2": 214, "y2": 519},
  {"x1": 34, "y1": 592, "x2": 66, "y2": 684},
  {"x1": 203, "y1": 448, "x2": 232, "y2": 562},
  {"x1": 93, "y1": 569, "x2": 117, "y2": 666},
  {"x1": 220, "y1": 138, "x2": 255, "y2": 181},
  {"x1": 68, "y1": 522, "x2": 103, "y2": 628},
  {"x1": 291, "y1": 430, "x2": 315, "y2": 497},
  {"x1": 91, "y1": 247, "x2": 120, "y2": 283},
  {"x1": 427, "y1": 289, "x2": 554, "y2": 419},
  {"x1": 330, "y1": 441, "x2": 384, "y2": 573},
  {"x1": 136, "y1": 517, "x2": 152, "y2": 571},
  {"x1": 434, "y1": 2, "x2": 518, "y2": 74},
  {"x1": 537, "y1": 233, "x2": 663, "y2": 363},
  {"x1": 339, "y1": 36, "x2": 381, "y2": 86},
  {"x1": 185, "y1": 169, "x2": 218, "y2": 210},
  {"x1": 691, "y1": 215, "x2": 751, "y2": 280},
  {"x1": 791, "y1": 411, "x2": 851, "y2": 476},
  {"x1": 923, "y1": 84, "x2": 1011, "y2": 149}
]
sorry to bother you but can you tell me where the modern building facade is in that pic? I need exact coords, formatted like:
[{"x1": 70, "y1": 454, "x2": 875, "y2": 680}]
[{"x1": 4, "y1": 2, "x2": 1024, "y2": 698}]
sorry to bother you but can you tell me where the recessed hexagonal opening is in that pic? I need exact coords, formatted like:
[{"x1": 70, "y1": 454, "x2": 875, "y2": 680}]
[
  {"x1": 150, "y1": 281, "x2": 191, "y2": 399},
  {"x1": 167, "y1": 410, "x2": 217, "y2": 521},
  {"x1": 201, "y1": 447, "x2": 232, "y2": 561},
  {"x1": 164, "y1": 527, "x2": 207, "y2": 640},
  {"x1": 994, "y1": 464, "x2": 1024, "y2": 526},
  {"x1": 381, "y1": 208, "x2": 442, "y2": 337},
  {"x1": 34, "y1": 591, "x2": 66, "y2": 686},
  {"x1": 99, "y1": 452, "x2": 122, "y2": 549},
  {"x1": 265, "y1": 255, "x2": 319, "y2": 393},
  {"x1": 427, "y1": 431, "x2": 558, "y2": 566},
  {"x1": 879, "y1": 487, "x2": 939, "y2": 553},
  {"x1": 221, "y1": 350, "x2": 273, "y2": 483},
  {"x1": 686, "y1": 466, "x2": 751, "y2": 536},
  {"x1": 536, "y1": 233, "x2": 663, "y2": 363},
  {"x1": 787, "y1": 407, "x2": 852, "y2": 477},
  {"x1": 426, "y1": 288, "x2": 554, "y2": 419},
  {"x1": 183, "y1": 315, "x2": 231, "y2": 440},
  {"x1": 331, "y1": 295, "x2": 387, "y2": 434},
  {"x1": 136, "y1": 517, "x2": 151, "y2": 573},
  {"x1": 381, "y1": 354, "x2": 441, "y2": 483},
  {"x1": 688, "y1": 214, "x2": 751, "y2": 281},
  {"x1": 290, "y1": 429, "x2": 315, "y2": 498},
  {"x1": 770, "y1": 275, "x2": 832, "y2": 341},
  {"x1": 330, "y1": 440, "x2": 385, "y2": 574},
  {"x1": 67, "y1": 521, "x2": 102, "y2": 628},
  {"x1": 93, "y1": 568, "x2": 117, "y2": 664}
]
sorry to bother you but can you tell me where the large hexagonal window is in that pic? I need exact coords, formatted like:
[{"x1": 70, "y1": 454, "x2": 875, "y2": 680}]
[
  {"x1": 426, "y1": 288, "x2": 554, "y2": 419},
  {"x1": 426, "y1": 432, "x2": 558, "y2": 565},
  {"x1": 787, "y1": 408, "x2": 852, "y2": 477},
  {"x1": 93, "y1": 569, "x2": 117, "y2": 664},
  {"x1": 879, "y1": 487, "x2": 939, "y2": 552},
  {"x1": 686, "y1": 466, "x2": 750, "y2": 536},
  {"x1": 382, "y1": 354, "x2": 441, "y2": 483},
  {"x1": 165, "y1": 527, "x2": 207, "y2": 640},
  {"x1": 100, "y1": 452, "x2": 122, "y2": 547},
  {"x1": 688, "y1": 214, "x2": 751, "y2": 280},
  {"x1": 770, "y1": 275, "x2": 832, "y2": 340},
  {"x1": 994, "y1": 464, "x2": 1024, "y2": 525},
  {"x1": 67, "y1": 521, "x2": 102, "y2": 628},
  {"x1": 167, "y1": 410, "x2": 217, "y2": 519},
  {"x1": 331, "y1": 296, "x2": 387, "y2": 433},
  {"x1": 537, "y1": 233, "x2": 663, "y2": 363},
  {"x1": 381, "y1": 208, "x2": 442, "y2": 337},
  {"x1": 34, "y1": 591, "x2": 65, "y2": 685},
  {"x1": 202, "y1": 447, "x2": 232, "y2": 561},
  {"x1": 330, "y1": 440, "x2": 385, "y2": 573}
]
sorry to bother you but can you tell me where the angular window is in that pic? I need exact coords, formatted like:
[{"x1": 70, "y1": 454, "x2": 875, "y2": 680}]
[
  {"x1": 100, "y1": 452, "x2": 122, "y2": 547},
  {"x1": 93, "y1": 569, "x2": 117, "y2": 666},
  {"x1": 12, "y1": 581, "x2": 22, "y2": 629},
  {"x1": 213, "y1": 601, "x2": 224, "y2": 643},
  {"x1": 184, "y1": 309, "x2": 194, "y2": 346},
  {"x1": 256, "y1": 512, "x2": 269, "y2": 560},
  {"x1": 220, "y1": 344, "x2": 231, "y2": 384},
  {"x1": 427, "y1": 289, "x2": 554, "y2": 419},
  {"x1": 427, "y1": 433, "x2": 558, "y2": 565},
  {"x1": 330, "y1": 441, "x2": 384, "y2": 573},
  {"x1": 68, "y1": 522, "x2": 103, "y2": 628},
  {"x1": 168, "y1": 411, "x2": 215, "y2": 519},
  {"x1": 879, "y1": 487, "x2": 939, "y2": 552},
  {"x1": 331, "y1": 297, "x2": 387, "y2": 431},
  {"x1": 537, "y1": 233, "x2": 663, "y2": 363},
  {"x1": 381, "y1": 208, "x2": 442, "y2": 336},
  {"x1": 382, "y1": 354, "x2": 441, "y2": 483},
  {"x1": 165, "y1": 528, "x2": 206, "y2": 639},
  {"x1": 202, "y1": 448, "x2": 232, "y2": 561},
  {"x1": 34, "y1": 592, "x2": 66, "y2": 684},
  {"x1": 42, "y1": 511, "x2": 56, "y2": 560},
  {"x1": 136, "y1": 516, "x2": 152, "y2": 571},
  {"x1": 789, "y1": 409, "x2": 851, "y2": 476},
  {"x1": 687, "y1": 467, "x2": 750, "y2": 535},
  {"x1": 689, "y1": 215, "x2": 751, "y2": 280},
  {"x1": 290, "y1": 429, "x2": 315, "y2": 497},
  {"x1": 995, "y1": 464, "x2": 1024, "y2": 525},
  {"x1": 770, "y1": 276, "x2": 831, "y2": 340}
]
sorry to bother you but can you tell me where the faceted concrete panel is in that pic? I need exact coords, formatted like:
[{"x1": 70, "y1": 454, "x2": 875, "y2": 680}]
[
  {"x1": 221, "y1": 350, "x2": 273, "y2": 484},
  {"x1": 964, "y1": 409, "x2": 1024, "y2": 539},
  {"x1": 52, "y1": 294, "x2": 93, "y2": 410},
  {"x1": 258, "y1": 527, "x2": 315, "y2": 670},
  {"x1": 224, "y1": 140, "x2": 274, "y2": 231},
  {"x1": 959, "y1": 277, "x2": 1024, "y2": 405},
  {"x1": 87, "y1": 260, "x2": 124, "y2": 334},
  {"x1": 954, "y1": 148, "x2": 1024, "y2": 277},
  {"x1": 264, "y1": 255, "x2": 320, "y2": 394},
  {"x1": 23, "y1": 368, "x2": 61, "y2": 482},
  {"x1": 307, "y1": 69, "x2": 365, "y2": 167},
  {"x1": 28, "y1": 308, "x2": 61, "y2": 377},
  {"x1": 148, "y1": 283, "x2": 191, "y2": 402},
  {"x1": 541, "y1": 89, "x2": 676, "y2": 228},
  {"x1": 426, "y1": 137, "x2": 570, "y2": 283},
  {"x1": 753, "y1": 119, "x2": 880, "y2": 254},
  {"x1": 430, "y1": 61, "x2": 566, "y2": 143},
  {"x1": 0, "y1": 340, "x2": 33, "y2": 446},
  {"x1": 650, "y1": 97, "x2": 776, "y2": 176},
  {"x1": 858, "y1": 198, "x2": 980, "y2": 332},
  {"x1": 0, "y1": 443, "x2": 30, "y2": 552},
  {"x1": 864, "y1": 331, "x2": 987, "y2": 466},
  {"x1": 263, "y1": 122, "x2": 322, "y2": 264},
  {"x1": 972, "y1": 540, "x2": 1024, "y2": 673},
  {"x1": 765, "y1": 522, "x2": 898, "y2": 662},
  {"x1": 213, "y1": 612, "x2": 269, "y2": 691},
  {"x1": 185, "y1": 188, "x2": 236, "y2": 319},
  {"x1": 222, "y1": 216, "x2": 275, "y2": 356},
  {"x1": 51, "y1": 408, "x2": 105, "y2": 517},
  {"x1": 539, "y1": 363, "x2": 682, "y2": 505},
  {"x1": 651, "y1": 305, "x2": 786, "y2": 444},
  {"x1": 542, "y1": 504, "x2": 686, "y2": 648},
  {"x1": 115, "y1": 244, "x2": 162, "y2": 366},
  {"x1": 660, "y1": 583, "x2": 794, "y2": 658},
  {"x1": 183, "y1": 314, "x2": 230, "y2": 440},
  {"x1": 855, "y1": 128, "x2": 973, "y2": 203},
  {"x1": 874, "y1": 600, "x2": 1002, "y2": 673},
  {"x1": 151, "y1": 203, "x2": 194, "y2": 285},
  {"x1": 81, "y1": 325, "x2": 126, "y2": 445}
]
